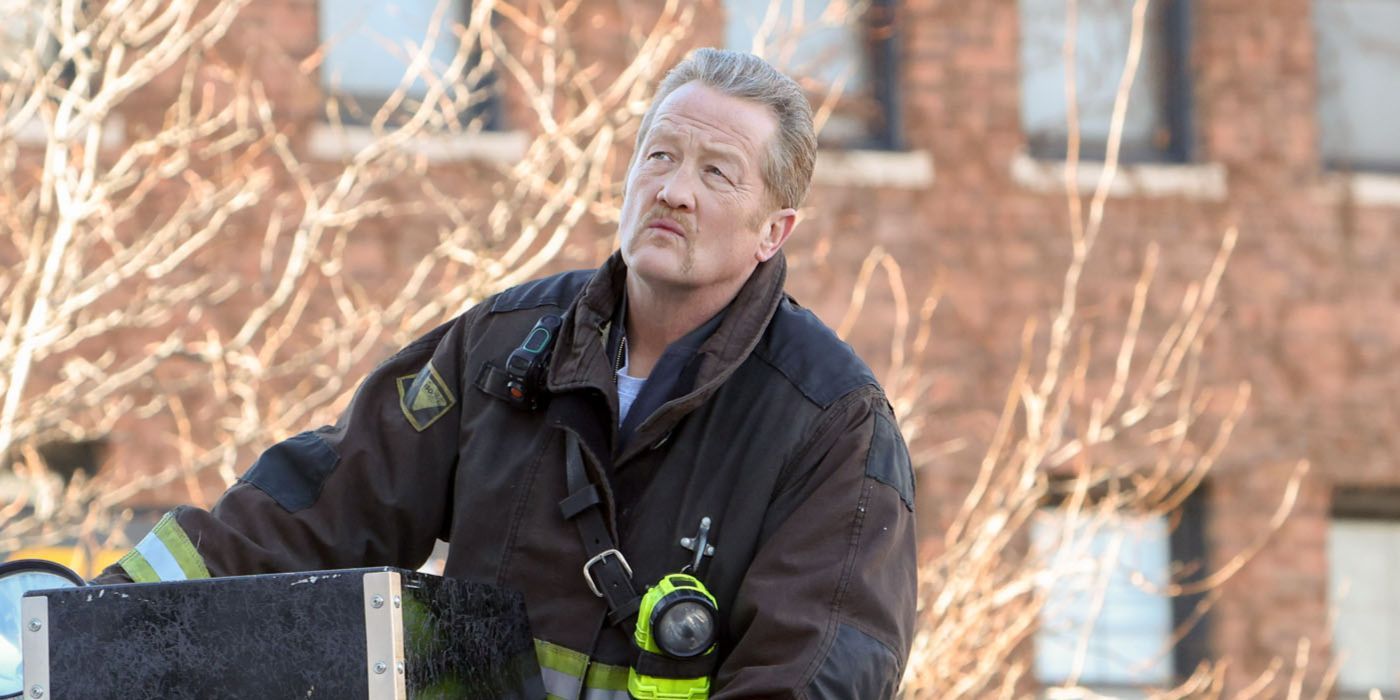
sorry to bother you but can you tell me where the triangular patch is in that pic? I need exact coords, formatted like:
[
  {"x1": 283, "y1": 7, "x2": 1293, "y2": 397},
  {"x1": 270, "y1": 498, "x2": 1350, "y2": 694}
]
[
  {"x1": 397, "y1": 361, "x2": 456, "y2": 431},
  {"x1": 412, "y1": 380, "x2": 448, "y2": 411}
]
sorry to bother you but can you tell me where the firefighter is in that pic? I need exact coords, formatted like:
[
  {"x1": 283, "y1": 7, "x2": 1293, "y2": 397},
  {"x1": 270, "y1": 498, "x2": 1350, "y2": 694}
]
[{"x1": 98, "y1": 48, "x2": 917, "y2": 699}]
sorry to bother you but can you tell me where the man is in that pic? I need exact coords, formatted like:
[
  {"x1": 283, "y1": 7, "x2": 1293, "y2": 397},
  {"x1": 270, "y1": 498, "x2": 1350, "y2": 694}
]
[{"x1": 99, "y1": 48, "x2": 917, "y2": 698}]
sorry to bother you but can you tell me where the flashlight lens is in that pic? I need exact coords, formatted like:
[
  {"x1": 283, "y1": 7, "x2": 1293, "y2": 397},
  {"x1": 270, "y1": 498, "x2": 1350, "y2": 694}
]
[{"x1": 655, "y1": 600, "x2": 716, "y2": 658}]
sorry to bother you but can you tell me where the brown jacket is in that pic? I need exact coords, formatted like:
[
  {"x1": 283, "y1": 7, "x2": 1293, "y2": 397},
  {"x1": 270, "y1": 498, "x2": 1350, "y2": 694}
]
[{"x1": 103, "y1": 253, "x2": 918, "y2": 698}]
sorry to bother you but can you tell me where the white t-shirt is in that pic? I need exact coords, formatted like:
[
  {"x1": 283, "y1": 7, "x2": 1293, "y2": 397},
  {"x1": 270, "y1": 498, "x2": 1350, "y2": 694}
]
[{"x1": 616, "y1": 347, "x2": 645, "y2": 425}]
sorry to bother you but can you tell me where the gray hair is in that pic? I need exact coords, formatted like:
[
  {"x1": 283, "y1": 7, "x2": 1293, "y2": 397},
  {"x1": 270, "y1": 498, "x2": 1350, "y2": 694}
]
[{"x1": 635, "y1": 48, "x2": 817, "y2": 210}]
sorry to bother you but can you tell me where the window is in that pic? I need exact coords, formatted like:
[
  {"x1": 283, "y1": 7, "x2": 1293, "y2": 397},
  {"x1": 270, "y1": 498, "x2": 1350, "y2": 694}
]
[
  {"x1": 723, "y1": 0, "x2": 902, "y2": 150},
  {"x1": 1033, "y1": 489, "x2": 1209, "y2": 694},
  {"x1": 1034, "y1": 509, "x2": 1173, "y2": 690},
  {"x1": 317, "y1": 0, "x2": 496, "y2": 126},
  {"x1": 1, "y1": 439, "x2": 107, "y2": 482},
  {"x1": 1314, "y1": 0, "x2": 1400, "y2": 171},
  {"x1": 1018, "y1": 0, "x2": 1191, "y2": 162},
  {"x1": 36, "y1": 439, "x2": 105, "y2": 482},
  {"x1": 1329, "y1": 488, "x2": 1400, "y2": 697}
]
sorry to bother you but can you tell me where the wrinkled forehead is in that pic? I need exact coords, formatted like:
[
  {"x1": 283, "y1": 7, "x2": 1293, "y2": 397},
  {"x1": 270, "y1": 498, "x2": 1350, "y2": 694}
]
[{"x1": 643, "y1": 82, "x2": 778, "y2": 163}]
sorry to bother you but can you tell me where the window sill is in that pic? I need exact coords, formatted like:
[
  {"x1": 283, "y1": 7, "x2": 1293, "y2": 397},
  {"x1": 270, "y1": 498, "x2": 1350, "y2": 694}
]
[
  {"x1": 812, "y1": 148, "x2": 934, "y2": 189},
  {"x1": 306, "y1": 123, "x2": 529, "y2": 165},
  {"x1": 1319, "y1": 171, "x2": 1400, "y2": 208},
  {"x1": 8, "y1": 115, "x2": 126, "y2": 149},
  {"x1": 1011, "y1": 151, "x2": 1227, "y2": 201},
  {"x1": 1041, "y1": 686, "x2": 1158, "y2": 700}
]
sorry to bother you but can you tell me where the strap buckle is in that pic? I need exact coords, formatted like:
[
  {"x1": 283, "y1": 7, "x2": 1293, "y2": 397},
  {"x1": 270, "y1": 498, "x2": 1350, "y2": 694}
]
[{"x1": 582, "y1": 548, "x2": 633, "y2": 598}]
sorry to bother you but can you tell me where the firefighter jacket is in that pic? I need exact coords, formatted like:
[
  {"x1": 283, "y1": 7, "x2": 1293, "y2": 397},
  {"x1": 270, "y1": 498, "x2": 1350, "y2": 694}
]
[{"x1": 100, "y1": 252, "x2": 919, "y2": 699}]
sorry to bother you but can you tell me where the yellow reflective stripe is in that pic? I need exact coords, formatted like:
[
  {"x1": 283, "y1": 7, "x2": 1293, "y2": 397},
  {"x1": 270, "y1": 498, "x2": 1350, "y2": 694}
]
[
  {"x1": 533, "y1": 639, "x2": 633, "y2": 700},
  {"x1": 583, "y1": 661, "x2": 630, "y2": 692},
  {"x1": 581, "y1": 689, "x2": 630, "y2": 700},
  {"x1": 536, "y1": 639, "x2": 588, "y2": 700},
  {"x1": 535, "y1": 638, "x2": 589, "y2": 676},
  {"x1": 117, "y1": 549, "x2": 159, "y2": 583},
  {"x1": 151, "y1": 512, "x2": 211, "y2": 580},
  {"x1": 117, "y1": 512, "x2": 210, "y2": 583}
]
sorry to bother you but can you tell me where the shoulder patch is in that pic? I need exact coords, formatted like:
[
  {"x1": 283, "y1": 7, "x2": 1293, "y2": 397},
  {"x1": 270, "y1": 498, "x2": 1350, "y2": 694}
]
[
  {"x1": 489, "y1": 269, "x2": 594, "y2": 314},
  {"x1": 398, "y1": 361, "x2": 457, "y2": 431},
  {"x1": 754, "y1": 298, "x2": 879, "y2": 408}
]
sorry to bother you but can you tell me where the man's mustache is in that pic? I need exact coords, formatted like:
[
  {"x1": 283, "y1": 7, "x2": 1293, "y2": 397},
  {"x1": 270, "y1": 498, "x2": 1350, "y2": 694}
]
[{"x1": 641, "y1": 207, "x2": 695, "y2": 238}]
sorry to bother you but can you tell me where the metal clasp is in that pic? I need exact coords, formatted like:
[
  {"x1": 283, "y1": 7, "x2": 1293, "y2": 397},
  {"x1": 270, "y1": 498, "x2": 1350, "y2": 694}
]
[
  {"x1": 680, "y1": 516, "x2": 717, "y2": 573},
  {"x1": 582, "y1": 548, "x2": 633, "y2": 598}
]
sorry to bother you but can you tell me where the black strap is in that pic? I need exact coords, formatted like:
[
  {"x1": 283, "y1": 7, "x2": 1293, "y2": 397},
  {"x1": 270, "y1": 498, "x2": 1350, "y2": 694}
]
[
  {"x1": 475, "y1": 363, "x2": 515, "y2": 402},
  {"x1": 633, "y1": 648, "x2": 720, "y2": 679},
  {"x1": 558, "y1": 484, "x2": 602, "y2": 519},
  {"x1": 559, "y1": 432, "x2": 642, "y2": 629}
]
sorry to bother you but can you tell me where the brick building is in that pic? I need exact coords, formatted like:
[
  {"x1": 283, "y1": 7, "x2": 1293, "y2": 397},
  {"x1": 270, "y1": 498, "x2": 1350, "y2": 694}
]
[{"x1": 6, "y1": 0, "x2": 1398, "y2": 696}]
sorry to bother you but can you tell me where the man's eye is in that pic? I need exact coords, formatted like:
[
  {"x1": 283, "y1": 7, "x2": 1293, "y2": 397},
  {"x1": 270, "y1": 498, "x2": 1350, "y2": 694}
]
[
  {"x1": 648, "y1": 151, "x2": 671, "y2": 161},
  {"x1": 705, "y1": 165, "x2": 729, "y2": 180}
]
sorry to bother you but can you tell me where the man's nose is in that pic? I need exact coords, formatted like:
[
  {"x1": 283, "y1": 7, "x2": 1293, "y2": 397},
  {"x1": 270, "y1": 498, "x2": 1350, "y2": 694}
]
[{"x1": 656, "y1": 168, "x2": 696, "y2": 210}]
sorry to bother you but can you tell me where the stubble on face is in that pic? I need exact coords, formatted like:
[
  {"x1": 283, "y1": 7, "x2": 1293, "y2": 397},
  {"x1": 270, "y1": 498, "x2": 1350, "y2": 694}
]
[{"x1": 633, "y1": 204, "x2": 697, "y2": 276}]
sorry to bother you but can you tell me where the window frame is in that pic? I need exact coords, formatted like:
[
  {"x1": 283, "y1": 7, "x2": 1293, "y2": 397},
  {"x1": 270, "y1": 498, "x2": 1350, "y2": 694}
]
[
  {"x1": 1312, "y1": 0, "x2": 1400, "y2": 174},
  {"x1": 862, "y1": 0, "x2": 904, "y2": 151},
  {"x1": 1032, "y1": 484, "x2": 1211, "y2": 691},
  {"x1": 1018, "y1": 0, "x2": 1194, "y2": 164},
  {"x1": 721, "y1": 0, "x2": 905, "y2": 152},
  {"x1": 1329, "y1": 487, "x2": 1400, "y2": 697},
  {"x1": 315, "y1": 0, "x2": 500, "y2": 130}
]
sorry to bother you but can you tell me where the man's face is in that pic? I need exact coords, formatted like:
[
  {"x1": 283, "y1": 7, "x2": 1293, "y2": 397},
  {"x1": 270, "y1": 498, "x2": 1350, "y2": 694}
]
[{"x1": 619, "y1": 82, "x2": 796, "y2": 296}]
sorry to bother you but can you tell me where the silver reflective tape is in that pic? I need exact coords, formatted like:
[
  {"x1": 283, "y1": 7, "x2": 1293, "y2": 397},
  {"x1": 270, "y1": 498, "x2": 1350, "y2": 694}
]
[
  {"x1": 134, "y1": 529, "x2": 186, "y2": 582},
  {"x1": 581, "y1": 688, "x2": 630, "y2": 700},
  {"x1": 540, "y1": 665, "x2": 583, "y2": 700}
]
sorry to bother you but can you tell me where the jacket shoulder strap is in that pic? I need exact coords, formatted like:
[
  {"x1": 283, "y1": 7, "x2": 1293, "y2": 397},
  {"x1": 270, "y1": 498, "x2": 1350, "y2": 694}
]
[{"x1": 559, "y1": 431, "x2": 641, "y2": 629}]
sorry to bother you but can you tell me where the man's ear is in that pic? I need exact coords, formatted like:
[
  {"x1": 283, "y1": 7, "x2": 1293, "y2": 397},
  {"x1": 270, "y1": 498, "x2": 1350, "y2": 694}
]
[{"x1": 756, "y1": 208, "x2": 798, "y2": 262}]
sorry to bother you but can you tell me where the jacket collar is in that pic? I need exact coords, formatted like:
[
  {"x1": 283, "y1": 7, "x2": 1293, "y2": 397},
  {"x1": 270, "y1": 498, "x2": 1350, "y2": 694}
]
[{"x1": 548, "y1": 251, "x2": 789, "y2": 456}]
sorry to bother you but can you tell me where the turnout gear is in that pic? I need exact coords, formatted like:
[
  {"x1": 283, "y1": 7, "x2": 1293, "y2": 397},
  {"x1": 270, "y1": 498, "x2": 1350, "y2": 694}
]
[{"x1": 100, "y1": 252, "x2": 918, "y2": 698}]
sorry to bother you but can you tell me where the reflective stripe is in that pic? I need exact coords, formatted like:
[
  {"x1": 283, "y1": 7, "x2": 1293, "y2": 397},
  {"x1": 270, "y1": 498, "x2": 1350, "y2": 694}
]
[
  {"x1": 533, "y1": 639, "x2": 633, "y2": 700},
  {"x1": 535, "y1": 638, "x2": 589, "y2": 676},
  {"x1": 584, "y1": 661, "x2": 630, "y2": 692},
  {"x1": 135, "y1": 529, "x2": 186, "y2": 581},
  {"x1": 151, "y1": 512, "x2": 211, "y2": 579},
  {"x1": 540, "y1": 666, "x2": 583, "y2": 700},
  {"x1": 119, "y1": 511, "x2": 211, "y2": 583},
  {"x1": 536, "y1": 639, "x2": 588, "y2": 700},
  {"x1": 117, "y1": 549, "x2": 158, "y2": 584},
  {"x1": 581, "y1": 688, "x2": 630, "y2": 700}
]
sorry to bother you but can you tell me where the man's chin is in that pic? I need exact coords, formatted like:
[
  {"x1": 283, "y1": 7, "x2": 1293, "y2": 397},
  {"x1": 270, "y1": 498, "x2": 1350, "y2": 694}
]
[{"x1": 626, "y1": 254, "x2": 699, "y2": 289}]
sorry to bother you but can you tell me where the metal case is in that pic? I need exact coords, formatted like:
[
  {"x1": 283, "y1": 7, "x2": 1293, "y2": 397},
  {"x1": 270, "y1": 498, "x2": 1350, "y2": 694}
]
[{"x1": 20, "y1": 567, "x2": 541, "y2": 699}]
